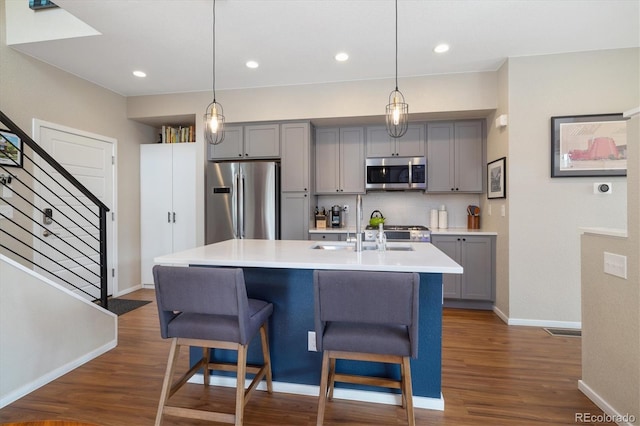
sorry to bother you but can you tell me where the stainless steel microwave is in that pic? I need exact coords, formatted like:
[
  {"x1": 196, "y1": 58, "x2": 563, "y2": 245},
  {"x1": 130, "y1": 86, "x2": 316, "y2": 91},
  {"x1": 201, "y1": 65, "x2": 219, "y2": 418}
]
[{"x1": 365, "y1": 157, "x2": 427, "y2": 190}]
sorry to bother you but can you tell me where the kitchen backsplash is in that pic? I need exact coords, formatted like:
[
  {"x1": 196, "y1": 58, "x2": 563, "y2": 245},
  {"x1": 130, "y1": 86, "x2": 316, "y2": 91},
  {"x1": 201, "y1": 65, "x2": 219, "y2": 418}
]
[{"x1": 316, "y1": 192, "x2": 481, "y2": 229}]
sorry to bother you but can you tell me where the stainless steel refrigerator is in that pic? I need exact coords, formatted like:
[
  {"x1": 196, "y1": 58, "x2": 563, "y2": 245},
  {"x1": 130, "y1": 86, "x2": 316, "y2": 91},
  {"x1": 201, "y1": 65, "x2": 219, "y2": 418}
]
[{"x1": 205, "y1": 161, "x2": 280, "y2": 244}]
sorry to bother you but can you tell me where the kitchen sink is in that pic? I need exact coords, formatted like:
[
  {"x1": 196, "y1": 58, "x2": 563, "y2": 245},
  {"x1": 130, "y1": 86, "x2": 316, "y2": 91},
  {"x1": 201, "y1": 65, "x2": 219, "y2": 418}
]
[{"x1": 310, "y1": 242, "x2": 414, "y2": 252}]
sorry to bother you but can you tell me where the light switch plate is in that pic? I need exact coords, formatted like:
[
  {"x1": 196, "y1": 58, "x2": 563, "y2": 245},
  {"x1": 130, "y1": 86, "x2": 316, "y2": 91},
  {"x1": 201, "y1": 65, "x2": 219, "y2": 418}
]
[
  {"x1": 307, "y1": 331, "x2": 317, "y2": 351},
  {"x1": 604, "y1": 252, "x2": 627, "y2": 279}
]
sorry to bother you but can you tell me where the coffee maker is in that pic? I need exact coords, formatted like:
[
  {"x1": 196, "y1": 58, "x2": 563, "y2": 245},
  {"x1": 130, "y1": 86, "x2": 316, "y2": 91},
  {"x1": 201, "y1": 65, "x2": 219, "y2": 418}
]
[{"x1": 330, "y1": 205, "x2": 343, "y2": 228}]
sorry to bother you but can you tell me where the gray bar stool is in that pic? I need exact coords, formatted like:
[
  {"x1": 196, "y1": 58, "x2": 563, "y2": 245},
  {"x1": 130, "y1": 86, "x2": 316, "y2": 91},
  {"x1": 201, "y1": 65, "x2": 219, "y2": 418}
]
[
  {"x1": 153, "y1": 265, "x2": 273, "y2": 426},
  {"x1": 313, "y1": 269, "x2": 420, "y2": 426}
]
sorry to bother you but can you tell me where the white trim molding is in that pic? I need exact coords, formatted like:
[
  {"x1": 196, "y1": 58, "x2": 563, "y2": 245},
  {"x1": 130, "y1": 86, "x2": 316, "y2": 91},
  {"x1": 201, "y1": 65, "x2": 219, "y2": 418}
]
[{"x1": 189, "y1": 374, "x2": 445, "y2": 411}]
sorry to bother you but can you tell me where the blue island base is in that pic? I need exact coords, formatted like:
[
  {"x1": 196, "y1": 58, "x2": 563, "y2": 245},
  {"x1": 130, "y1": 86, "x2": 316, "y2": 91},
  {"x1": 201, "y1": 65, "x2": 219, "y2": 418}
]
[{"x1": 188, "y1": 267, "x2": 444, "y2": 409}]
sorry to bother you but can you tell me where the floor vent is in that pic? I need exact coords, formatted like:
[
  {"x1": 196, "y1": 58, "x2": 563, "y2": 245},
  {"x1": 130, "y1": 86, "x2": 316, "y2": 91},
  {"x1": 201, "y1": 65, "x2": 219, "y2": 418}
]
[{"x1": 544, "y1": 328, "x2": 582, "y2": 337}]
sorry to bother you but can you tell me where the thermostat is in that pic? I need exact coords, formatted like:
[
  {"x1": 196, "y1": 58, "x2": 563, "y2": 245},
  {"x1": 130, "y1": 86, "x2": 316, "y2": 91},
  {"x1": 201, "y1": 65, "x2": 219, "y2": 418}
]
[{"x1": 594, "y1": 182, "x2": 612, "y2": 194}]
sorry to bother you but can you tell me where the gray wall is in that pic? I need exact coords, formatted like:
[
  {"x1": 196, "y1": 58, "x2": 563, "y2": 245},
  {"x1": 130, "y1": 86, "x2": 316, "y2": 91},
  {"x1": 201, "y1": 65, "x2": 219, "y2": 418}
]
[{"x1": 506, "y1": 49, "x2": 638, "y2": 323}]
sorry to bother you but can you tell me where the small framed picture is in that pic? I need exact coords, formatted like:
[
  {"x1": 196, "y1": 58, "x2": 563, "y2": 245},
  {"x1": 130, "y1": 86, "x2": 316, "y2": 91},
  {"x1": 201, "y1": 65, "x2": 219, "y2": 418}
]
[
  {"x1": 0, "y1": 129, "x2": 23, "y2": 168},
  {"x1": 487, "y1": 157, "x2": 506, "y2": 199},
  {"x1": 551, "y1": 113, "x2": 626, "y2": 177}
]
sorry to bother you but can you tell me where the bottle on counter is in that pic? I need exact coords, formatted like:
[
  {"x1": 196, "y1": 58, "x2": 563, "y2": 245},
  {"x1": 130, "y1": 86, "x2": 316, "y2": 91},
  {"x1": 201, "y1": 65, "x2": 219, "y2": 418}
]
[
  {"x1": 438, "y1": 205, "x2": 448, "y2": 229},
  {"x1": 376, "y1": 223, "x2": 387, "y2": 251}
]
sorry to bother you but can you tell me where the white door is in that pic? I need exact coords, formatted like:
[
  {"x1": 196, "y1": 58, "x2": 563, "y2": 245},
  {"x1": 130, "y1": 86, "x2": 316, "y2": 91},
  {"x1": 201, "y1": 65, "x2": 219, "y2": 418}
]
[{"x1": 32, "y1": 121, "x2": 116, "y2": 300}]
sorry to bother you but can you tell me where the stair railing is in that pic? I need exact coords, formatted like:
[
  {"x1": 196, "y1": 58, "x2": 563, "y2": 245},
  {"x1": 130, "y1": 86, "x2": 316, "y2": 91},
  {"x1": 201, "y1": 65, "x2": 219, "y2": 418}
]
[{"x1": 0, "y1": 111, "x2": 110, "y2": 309}]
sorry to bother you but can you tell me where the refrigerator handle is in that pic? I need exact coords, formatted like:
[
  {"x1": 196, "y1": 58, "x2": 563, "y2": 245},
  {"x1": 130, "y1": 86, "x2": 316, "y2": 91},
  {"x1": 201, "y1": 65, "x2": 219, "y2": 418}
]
[
  {"x1": 239, "y1": 173, "x2": 245, "y2": 238},
  {"x1": 233, "y1": 172, "x2": 239, "y2": 239}
]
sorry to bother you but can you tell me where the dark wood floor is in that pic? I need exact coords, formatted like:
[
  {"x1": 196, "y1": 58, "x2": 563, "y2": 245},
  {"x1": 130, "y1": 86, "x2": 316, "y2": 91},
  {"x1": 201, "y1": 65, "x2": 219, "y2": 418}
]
[{"x1": 0, "y1": 289, "x2": 613, "y2": 425}]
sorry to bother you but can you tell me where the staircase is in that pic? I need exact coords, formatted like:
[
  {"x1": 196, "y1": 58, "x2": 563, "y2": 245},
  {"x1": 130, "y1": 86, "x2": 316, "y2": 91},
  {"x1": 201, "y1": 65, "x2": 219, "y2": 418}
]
[{"x1": 0, "y1": 111, "x2": 116, "y2": 408}]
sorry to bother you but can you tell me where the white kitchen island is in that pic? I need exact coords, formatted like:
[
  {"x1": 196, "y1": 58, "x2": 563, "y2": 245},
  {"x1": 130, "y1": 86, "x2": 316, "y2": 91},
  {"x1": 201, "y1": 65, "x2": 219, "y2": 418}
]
[{"x1": 154, "y1": 239, "x2": 462, "y2": 410}]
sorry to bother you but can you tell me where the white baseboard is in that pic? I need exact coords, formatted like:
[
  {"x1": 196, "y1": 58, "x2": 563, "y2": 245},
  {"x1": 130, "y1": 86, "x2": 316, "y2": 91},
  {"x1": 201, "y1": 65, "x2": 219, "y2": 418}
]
[
  {"x1": 492, "y1": 305, "x2": 581, "y2": 329},
  {"x1": 493, "y1": 305, "x2": 509, "y2": 324},
  {"x1": 578, "y1": 380, "x2": 637, "y2": 426},
  {"x1": 115, "y1": 284, "x2": 144, "y2": 297},
  {"x1": 0, "y1": 339, "x2": 117, "y2": 409},
  {"x1": 188, "y1": 374, "x2": 445, "y2": 411}
]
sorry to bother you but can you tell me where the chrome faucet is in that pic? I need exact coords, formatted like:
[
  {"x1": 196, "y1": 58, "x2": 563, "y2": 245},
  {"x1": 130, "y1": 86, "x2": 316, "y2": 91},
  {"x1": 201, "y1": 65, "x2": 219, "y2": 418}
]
[{"x1": 355, "y1": 194, "x2": 363, "y2": 252}]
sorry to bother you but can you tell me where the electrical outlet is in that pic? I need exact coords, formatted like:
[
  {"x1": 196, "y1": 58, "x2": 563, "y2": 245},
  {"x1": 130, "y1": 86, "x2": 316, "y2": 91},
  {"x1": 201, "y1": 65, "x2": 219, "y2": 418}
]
[
  {"x1": 343, "y1": 205, "x2": 349, "y2": 213},
  {"x1": 307, "y1": 331, "x2": 317, "y2": 351},
  {"x1": 604, "y1": 252, "x2": 627, "y2": 279}
]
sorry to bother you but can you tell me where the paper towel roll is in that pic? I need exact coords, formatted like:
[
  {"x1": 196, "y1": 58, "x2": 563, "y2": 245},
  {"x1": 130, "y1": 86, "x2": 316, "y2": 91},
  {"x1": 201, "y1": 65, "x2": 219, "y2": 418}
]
[
  {"x1": 438, "y1": 210, "x2": 448, "y2": 229},
  {"x1": 430, "y1": 209, "x2": 439, "y2": 229}
]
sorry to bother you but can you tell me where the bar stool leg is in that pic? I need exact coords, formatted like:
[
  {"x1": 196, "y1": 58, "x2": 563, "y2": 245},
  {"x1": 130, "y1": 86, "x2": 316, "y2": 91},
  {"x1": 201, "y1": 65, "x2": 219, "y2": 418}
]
[
  {"x1": 316, "y1": 351, "x2": 331, "y2": 426},
  {"x1": 401, "y1": 357, "x2": 415, "y2": 426},
  {"x1": 259, "y1": 324, "x2": 273, "y2": 393},
  {"x1": 156, "y1": 338, "x2": 180, "y2": 426}
]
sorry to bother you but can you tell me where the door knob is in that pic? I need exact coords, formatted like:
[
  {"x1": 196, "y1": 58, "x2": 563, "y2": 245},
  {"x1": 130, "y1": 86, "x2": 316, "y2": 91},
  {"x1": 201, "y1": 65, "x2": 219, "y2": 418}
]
[{"x1": 43, "y1": 229, "x2": 59, "y2": 237}]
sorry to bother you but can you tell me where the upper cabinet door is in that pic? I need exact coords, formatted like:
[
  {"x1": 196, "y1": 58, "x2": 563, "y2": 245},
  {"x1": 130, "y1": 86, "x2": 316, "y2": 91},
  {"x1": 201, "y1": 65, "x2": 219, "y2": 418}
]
[
  {"x1": 315, "y1": 128, "x2": 341, "y2": 193},
  {"x1": 395, "y1": 124, "x2": 426, "y2": 157},
  {"x1": 427, "y1": 122, "x2": 455, "y2": 192},
  {"x1": 454, "y1": 121, "x2": 483, "y2": 192},
  {"x1": 209, "y1": 126, "x2": 243, "y2": 160},
  {"x1": 244, "y1": 124, "x2": 280, "y2": 158},
  {"x1": 340, "y1": 127, "x2": 365, "y2": 194},
  {"x1": 281, "y1": 122, "x2": 310, "y2": 192},
  {"x1": 366, "y1": 126, "x2": 396, "y2": 157}
]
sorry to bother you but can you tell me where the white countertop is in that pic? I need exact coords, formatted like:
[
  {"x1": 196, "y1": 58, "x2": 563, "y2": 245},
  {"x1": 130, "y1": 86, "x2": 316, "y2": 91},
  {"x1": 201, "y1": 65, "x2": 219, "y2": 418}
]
[
  {"x1": 154, "y1": 239, "x2": 463, "y2": 274},
  {"x1": 580, "y1": 227, "x2": 628, "y2": 238}
]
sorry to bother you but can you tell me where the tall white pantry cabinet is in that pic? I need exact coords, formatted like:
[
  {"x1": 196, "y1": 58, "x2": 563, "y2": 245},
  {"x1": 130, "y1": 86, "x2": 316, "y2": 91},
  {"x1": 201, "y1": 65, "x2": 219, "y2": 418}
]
[{"x1": 140, "y1": 143, "x2": 197, "y2": 285}]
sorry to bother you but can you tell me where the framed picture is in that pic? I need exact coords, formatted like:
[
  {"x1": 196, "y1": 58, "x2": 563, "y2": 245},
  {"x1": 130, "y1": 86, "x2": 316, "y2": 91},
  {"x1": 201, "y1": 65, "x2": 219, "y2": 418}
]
[
  {"x1": 29, "y1": 0, "x2": 58, "y2": 10},
  {"x1": 487, "y1": 157, "x2": 506, "y2": 199},
  {"x1": 551, "y1": 113, "x2": 627, "y2": 177},
  {"x1": 0, "y1": 129, "x2": 23, "y2": 168}
]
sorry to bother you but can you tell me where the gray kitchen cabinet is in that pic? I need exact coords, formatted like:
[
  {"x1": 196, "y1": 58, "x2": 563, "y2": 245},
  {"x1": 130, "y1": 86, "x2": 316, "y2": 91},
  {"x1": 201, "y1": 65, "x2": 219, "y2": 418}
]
[
  {"x1": 315, "y1": 127, "x2": 365, "y2": 194},
  {"x1": 281, "y1": 192, "x2": 310, "y2": 240},
  {"x1": 427, "y1": 121, "x2": 484, "y2": 192},
  {"x1": 281, "y1": 122, "x2": 312, "y2": 192},
  {"x1": 432, "y1": 235, "x2": 494, "y2": 304},
  {"x1": 209, "y1": 123, "x2": 280, "y2": 160},
  {"x1": 280, "y1": 122, "x2": 313, "y2": 240},
  {"x1": 366, "y1": 124, "x2": 425, "y2": 158},
  {"x1": 309, "y1": 233, "x2": 341, "y2": 241}
]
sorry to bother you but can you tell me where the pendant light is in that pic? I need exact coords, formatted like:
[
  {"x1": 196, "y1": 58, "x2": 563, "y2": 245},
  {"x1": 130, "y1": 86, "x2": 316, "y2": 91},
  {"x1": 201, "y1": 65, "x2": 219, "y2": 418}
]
[
  {"x1": 385, "y1": 0, "x2": 409, "y2": 138},
  {"x1": 204, "y1": 0, "x2": 225, "y2": 145}
]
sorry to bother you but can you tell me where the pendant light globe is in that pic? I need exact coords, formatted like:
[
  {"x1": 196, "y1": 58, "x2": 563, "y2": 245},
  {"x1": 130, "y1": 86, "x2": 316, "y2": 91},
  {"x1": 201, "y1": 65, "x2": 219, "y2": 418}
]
[
  {"x1": 204, "y1": 99, "x2": 225, "y2": 145},
  {"x1": 203, "y1": 0, "x2": 225, "y2": 145}
]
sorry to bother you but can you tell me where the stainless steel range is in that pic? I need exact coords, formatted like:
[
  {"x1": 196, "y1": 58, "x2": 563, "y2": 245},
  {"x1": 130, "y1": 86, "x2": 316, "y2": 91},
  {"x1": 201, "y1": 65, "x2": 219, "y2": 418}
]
[{"x1": 364, "y1": 225, "x2": 431, "y2": 243}]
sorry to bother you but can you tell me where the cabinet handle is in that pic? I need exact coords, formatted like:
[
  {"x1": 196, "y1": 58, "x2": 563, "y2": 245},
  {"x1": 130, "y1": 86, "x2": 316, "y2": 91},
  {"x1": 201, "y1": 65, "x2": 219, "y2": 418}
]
[
  {"x1": 173, "y1": 212, "x2": 176, "y2": 223},
  {"x1": 238, "y1": 153, "x2": 242, "y2": 157},
  {"x1": 304, "y1": 194, "x2": 307, "y2": 197},
  {"x1": 167, "y1": 212, "x2": 171, "y2": 223},
  {"x1": 245, "y1": 153, "x2": 249, "y2": 156}
]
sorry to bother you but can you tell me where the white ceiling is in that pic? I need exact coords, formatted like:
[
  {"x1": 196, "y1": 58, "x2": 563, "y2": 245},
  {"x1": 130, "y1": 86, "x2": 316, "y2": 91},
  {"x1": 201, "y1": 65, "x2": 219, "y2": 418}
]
[{"x1": 7, "y1": 0, "x2": 640, "y2": 97}]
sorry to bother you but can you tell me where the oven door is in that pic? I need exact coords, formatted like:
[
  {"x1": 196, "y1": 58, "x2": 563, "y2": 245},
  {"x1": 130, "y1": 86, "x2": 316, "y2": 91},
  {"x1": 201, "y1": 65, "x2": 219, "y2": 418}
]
[{"x1": 366, "y1": 157, "x2": 426, "y2": 190}]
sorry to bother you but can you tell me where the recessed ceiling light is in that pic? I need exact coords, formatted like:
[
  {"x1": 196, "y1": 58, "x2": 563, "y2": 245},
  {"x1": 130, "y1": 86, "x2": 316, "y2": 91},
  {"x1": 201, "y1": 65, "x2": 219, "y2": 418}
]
[
  {"x1": 246, "y1": 60, "x2": 259, "y2": 69},
  {"x1": 132, "y1": 70, "x2": 147, "y2": 78},
  {"x1": 434, "y1": 44, "x2": 450, "y2": 54},
  {"x1": 335, "y1": 52, "x2": 349, "y2": 62}
]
